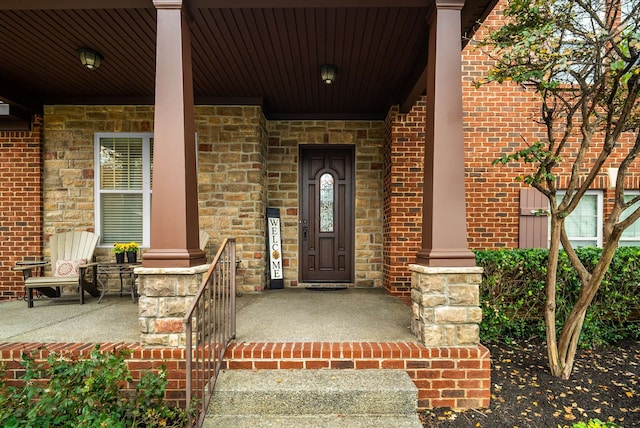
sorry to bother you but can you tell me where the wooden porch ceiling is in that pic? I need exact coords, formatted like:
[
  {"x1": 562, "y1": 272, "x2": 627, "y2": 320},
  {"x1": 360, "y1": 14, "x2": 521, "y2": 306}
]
[{"x1": 0, "y1": 0, "x2": 497, "y2": 129}]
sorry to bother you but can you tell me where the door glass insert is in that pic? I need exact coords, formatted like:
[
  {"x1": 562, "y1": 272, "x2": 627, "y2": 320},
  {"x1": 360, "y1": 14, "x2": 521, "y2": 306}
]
[{"x1": 320, "y1": 173, "x2": 334, "y2": 232}]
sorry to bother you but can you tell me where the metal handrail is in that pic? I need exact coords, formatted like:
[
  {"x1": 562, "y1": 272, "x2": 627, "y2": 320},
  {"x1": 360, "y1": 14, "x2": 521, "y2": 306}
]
[{"x1": 183, "y1": 238, "x2": 236, "y2": 428}]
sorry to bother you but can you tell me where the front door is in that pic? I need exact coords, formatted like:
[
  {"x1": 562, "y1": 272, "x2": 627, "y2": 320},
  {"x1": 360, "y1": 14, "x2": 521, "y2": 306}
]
[{"x1": 300, "y1": 146, "x2": 354, "y2": 282}]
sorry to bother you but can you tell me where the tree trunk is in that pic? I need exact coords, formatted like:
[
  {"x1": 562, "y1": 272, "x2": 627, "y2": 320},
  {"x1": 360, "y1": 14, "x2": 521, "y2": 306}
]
[
  {"x1": 546, "y1": 216, "x2": 562, "y2": 377},
  {"x1": 552, "y1": 237, "x2": 620, "y2": 379}
]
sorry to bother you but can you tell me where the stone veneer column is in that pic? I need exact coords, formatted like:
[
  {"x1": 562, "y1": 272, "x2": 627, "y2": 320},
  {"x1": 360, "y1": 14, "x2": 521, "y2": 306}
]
[
  {"x1": 410, "y1": 265, "x2": 483, "y2": 346},
  {"x1": 136, "y1": 265, "x2": 208, "y2": 347}
]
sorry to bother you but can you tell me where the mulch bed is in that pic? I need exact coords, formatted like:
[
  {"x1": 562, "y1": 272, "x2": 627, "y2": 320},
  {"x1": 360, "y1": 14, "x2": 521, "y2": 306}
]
[{"x1": 421, "y1": 339, "x2": 640, "y2": 427}]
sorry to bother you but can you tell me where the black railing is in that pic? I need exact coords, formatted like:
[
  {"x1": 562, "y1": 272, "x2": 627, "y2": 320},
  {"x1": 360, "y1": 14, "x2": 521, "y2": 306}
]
[{"x1": 184, "y1": 238, "x2": 236, "y2": 428}]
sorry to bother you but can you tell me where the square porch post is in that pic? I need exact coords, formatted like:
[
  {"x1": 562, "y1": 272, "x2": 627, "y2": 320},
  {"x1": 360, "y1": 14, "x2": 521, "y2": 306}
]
[
  {"x1": 143, "y1": 0, "x2": 205, "y2": 268},
  {"x1": 411, "y1": 0, "x2": 484, "y2": 350},
  {"x1": 416, "y1": 0, "x2": 475, "y2": 267}
]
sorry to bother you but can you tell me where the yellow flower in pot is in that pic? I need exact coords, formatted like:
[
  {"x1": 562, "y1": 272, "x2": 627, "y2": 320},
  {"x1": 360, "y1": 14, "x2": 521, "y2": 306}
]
[
  {"x1": 113, "y1": 242, "x2": 140, "y2": 263},
  {"x1": 112, "y1": 242, "x2": 127, "y2": 254}
]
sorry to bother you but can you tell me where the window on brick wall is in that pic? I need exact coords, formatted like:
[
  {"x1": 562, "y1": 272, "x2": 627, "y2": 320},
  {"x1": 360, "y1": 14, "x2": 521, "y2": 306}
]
[
  {"x1": 94, "y1": 133, "x2": 153, "y2": 247},
  {"x1": 551, "y1": 1, "x2": 636, "y2": 85},
  {"x1": 620, "y1": 191, "x2": 640, "y2": 246},
  {"x1": 550, "y1": 190, "x2": 603, "y2": 247}
]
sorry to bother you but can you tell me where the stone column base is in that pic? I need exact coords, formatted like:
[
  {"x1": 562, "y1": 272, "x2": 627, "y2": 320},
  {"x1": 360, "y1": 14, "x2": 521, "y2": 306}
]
[
  {"x1": 135, "y1": 265, "x2": 209, "y2": 347},
  {"x1": 410, "y1": 264, "x2": 483, "y2": 347}
]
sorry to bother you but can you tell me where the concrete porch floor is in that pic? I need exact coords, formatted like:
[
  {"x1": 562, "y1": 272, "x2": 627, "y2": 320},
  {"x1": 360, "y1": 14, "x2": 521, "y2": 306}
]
[{"x1": 0, "y1": 288, "x2": 417, "y2": 344}]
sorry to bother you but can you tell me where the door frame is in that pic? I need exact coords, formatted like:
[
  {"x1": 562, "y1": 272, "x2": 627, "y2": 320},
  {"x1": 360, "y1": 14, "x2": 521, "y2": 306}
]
[{"x1": 298, "y1": 144, "x2": 356, "y2": 283}]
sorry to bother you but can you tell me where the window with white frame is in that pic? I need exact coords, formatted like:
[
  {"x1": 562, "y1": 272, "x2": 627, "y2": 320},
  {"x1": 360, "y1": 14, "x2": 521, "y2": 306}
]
[
  {"x1": 95, "y1": 133, "x2": 153, "y2": 248},
  {"x1": 551, "y1": 190, "x2": 603, "y2": 247},
  {"x1": 551, "y1": 1, "x2": 639, "y2": 86},
  {"x1": 620, "y1": 191, "x2": 640, "y2": 246}
]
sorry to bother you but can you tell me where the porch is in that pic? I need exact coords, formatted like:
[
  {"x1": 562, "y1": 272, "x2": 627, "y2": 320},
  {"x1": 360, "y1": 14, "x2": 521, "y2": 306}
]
[
  {"x1": 0, "y1": 288, "x2": 415, "y2": 344},
  {"x1": 0, "y1": 288, "x2": 491, "y2": 410}
]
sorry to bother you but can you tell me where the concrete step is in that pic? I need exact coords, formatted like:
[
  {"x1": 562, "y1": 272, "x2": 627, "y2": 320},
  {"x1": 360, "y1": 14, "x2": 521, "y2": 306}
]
[
  {"x1": 204, "y1": 414, "x2": 423, "y2": 427},
  {"x1": 204, "y1": 369, "x2": 422, "y2": 428}
]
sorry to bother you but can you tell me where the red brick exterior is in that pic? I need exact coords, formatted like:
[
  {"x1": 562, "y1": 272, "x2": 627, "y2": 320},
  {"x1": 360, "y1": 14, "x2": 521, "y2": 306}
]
[
  {"x1": 383, "y1": 103, "x2": 426, "y2": 296},
  {"x1": 463, "y1": 1, "x2": 640, "y2": 249},
  {"x1": 0, "y1": 117, "x2": 43, "y2": 300},
  {"x1": 380, "y1": 0, "x2": 640, "y2": 291},
  {"x1": 0, "y1": 340, "x2": 490, "y2": 410},
  {"x1": 224, "y1": 341, "x2": 491, "y2": 410},
  {"x1": 462, "y1": 1, "x2": 553, "y2": 249},
  {"x1": 0, "y1": 342, "x2": 187, "y2": 408}
]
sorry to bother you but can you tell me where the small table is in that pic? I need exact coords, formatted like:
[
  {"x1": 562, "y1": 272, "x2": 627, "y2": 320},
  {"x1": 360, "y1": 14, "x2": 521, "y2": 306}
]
[{"x1": 96, "y1": 262, "x2": 141, "y2": 303}]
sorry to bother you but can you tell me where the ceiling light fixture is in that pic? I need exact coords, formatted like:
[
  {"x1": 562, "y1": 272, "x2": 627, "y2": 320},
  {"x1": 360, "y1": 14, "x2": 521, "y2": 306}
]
[
  {"x1": 320, "y1": 64, "x2": 337, "y2": 84},
  {"x1": 77, "y1": 47, "x2": 104, "y2": 70}
]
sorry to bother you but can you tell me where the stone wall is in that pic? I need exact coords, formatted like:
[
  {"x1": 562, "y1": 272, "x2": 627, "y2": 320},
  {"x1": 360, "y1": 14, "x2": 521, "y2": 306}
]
[
  {"x1": 136, "y1": 265, "x2": 209, "y2": 347},
  {"x1": 43, "y1": 105, "x2": 154, "y2": 245},
  {"x1": 195, "y1": 106, "x2": 268, "y2": 293},
  {"x1": 42, "y1": 105, "x2": 267, "y2": 293},
  {"x1": 39, "y1": 107, "x2": 385, "y2": 295},
  {"x1": 267, "y1": 121, "x2": 385, "y2": 288}
]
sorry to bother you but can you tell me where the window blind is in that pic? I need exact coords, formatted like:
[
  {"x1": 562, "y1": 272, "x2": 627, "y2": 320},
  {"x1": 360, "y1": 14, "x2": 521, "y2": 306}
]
[{"x1": 96, "y1": 134, "x2": 152, "y2": 246}]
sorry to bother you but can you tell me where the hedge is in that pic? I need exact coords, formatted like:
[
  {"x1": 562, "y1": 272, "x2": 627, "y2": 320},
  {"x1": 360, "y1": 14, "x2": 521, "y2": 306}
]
[{"x1": 475, "y1": 247, "x2": 640, "y2": 347}]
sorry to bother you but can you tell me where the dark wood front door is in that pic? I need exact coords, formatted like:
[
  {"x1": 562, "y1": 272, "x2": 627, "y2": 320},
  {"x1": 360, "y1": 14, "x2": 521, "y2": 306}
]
[{"x1": 300, "y1": 146, "x2": 354, "y2": 282}]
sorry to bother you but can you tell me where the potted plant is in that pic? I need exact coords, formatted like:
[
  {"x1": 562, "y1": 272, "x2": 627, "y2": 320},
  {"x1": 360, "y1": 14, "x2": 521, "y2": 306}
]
[
  {"x1": 125, "y1": 241, "x2": 139, "y2": 263},
  {"x1": 112, "y1": 242, "x2": 139, "y2": 263},
  {"x1": 112, "y1": 243, "x2": 126, "y2": 264}
]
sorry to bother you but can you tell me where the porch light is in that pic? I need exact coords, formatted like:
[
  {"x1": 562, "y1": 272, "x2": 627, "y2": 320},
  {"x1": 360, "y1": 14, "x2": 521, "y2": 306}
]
[
  {"x1": 320, "y1": 64, "x2": 337, "y2": 84},
  {"x1": 77, "y1": 47, "x2": 103, "y2": 70}
]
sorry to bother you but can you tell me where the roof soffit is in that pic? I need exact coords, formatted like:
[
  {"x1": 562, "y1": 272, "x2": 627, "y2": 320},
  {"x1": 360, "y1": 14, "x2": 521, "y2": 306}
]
[{"x1": 0, "y1": 0, "x2": 495, "y2": 127}]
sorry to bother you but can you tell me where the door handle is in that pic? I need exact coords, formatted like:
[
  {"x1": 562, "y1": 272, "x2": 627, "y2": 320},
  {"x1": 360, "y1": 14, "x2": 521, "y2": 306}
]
[{"x1": 303, "y1": 226, "x2": 308, "y2": 240}]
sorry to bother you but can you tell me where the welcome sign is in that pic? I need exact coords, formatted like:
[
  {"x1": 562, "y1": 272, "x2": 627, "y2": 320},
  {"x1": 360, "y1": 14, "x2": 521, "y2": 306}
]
[{"x1": 267, "y1": 208, "x2": 284, "y2": 288}]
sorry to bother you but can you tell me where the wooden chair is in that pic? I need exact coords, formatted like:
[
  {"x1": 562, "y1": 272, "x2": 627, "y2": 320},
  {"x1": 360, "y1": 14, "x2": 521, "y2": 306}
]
[
  {"x1": 200, "y1": 230, "x2": 210, "y2": 261},
  {"x1": 14, "y1": 231, "x2": 100, "y2": 308}
]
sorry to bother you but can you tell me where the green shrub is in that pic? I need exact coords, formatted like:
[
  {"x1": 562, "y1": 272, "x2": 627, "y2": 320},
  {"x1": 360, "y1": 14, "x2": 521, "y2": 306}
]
[
  {"x1": 476, "y1": 247, "x2": 640, "y2": 347},
  {"x1": 0, "y1": 345, "x2": 188, "y2": 428}
]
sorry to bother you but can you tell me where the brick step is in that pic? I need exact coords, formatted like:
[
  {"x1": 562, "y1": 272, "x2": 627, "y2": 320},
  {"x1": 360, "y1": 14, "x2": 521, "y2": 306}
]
[{"x1": 204, "y1": 369, "x2": 422, "y2": 428}]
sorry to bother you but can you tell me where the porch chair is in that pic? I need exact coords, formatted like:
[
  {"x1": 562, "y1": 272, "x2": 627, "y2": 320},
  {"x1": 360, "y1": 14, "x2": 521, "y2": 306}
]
[
  {"x1": 14, "y1": 231, "x2": 101, "y2": 308},
  {"x1": 200, "y1": 229, "x2": 210, "y2": 261}
]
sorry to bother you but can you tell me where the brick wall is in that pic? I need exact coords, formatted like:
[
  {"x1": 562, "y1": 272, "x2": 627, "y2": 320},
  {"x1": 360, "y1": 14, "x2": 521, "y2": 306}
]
[
  {"x1": 225, "y1": 341, "x2": 491, "y2": 409},
  {"x1": 0, "y1": 117, "x2": 43, "y2": 299},
  {"x1": 462, "y1": 2, "x2": 547, "y2": 249},
  {"x1": 378, "y1": 0, "x2": 640, "y2": 284},
  {"x1": 463, "y1": 0, "x2": 640, "y2": 249},
  {"x1": 0, "y1": 340, "x2": 490, "y2": 411},
  {"x1": 383, "y1": 103, "x2": 425, "y2": 295},
  {"x1": 0, "y1": 342, "x2": 188, "y2": 408},
  {"x1": 267, "y1": 121, "x2": 384, "y2": 288}
]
